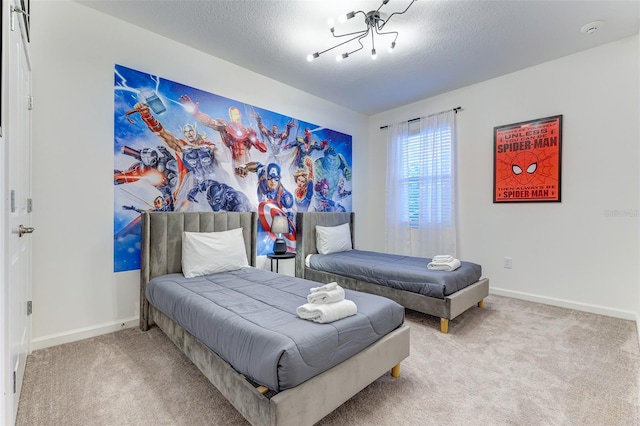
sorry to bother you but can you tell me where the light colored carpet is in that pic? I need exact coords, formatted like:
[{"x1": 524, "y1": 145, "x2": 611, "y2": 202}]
[{"x1": 16, "y1": 295, "x2": 640, "y2": 425}]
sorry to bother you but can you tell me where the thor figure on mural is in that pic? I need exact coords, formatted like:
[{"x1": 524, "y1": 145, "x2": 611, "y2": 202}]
[{"x1": 128, "y1": 102, "x2": 228, "y2": 210}]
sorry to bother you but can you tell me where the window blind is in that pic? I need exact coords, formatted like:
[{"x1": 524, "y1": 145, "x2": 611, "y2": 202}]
[{"x1": 400, "y1": 121, "x2": 453, "y2": 227}]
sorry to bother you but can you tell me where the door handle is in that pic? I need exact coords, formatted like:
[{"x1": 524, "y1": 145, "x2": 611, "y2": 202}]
[{"x1": 18, "y1": 224, "x2": 35, "y2": 237}]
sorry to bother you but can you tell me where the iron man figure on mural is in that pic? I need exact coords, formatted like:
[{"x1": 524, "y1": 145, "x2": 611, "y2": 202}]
[{"x1": 179, "y1": 95, "x2": 267, "y2": 169}]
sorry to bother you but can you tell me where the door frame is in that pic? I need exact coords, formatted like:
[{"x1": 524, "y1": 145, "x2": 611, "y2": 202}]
[{"x1": 2, "y1": 0, "x2": 33, "y2": 423}]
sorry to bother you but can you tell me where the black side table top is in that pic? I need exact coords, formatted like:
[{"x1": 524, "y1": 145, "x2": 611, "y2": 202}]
[{"x1": 267, "y1": 252, "x2": 296, "y2": 259}]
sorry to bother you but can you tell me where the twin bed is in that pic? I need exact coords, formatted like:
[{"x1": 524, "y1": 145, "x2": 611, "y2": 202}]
[
  {"x1": 140, "y1": 210, "x2": 488, "y2": 424},
  {"x1": 140, "y1": 211, "x2": 410, "y2": 426},
  {"x1": 295, "y1": 212, "x2": 489, "y2": 333}
]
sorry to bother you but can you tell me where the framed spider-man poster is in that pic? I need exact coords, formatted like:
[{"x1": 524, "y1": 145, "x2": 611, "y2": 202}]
[{"x1": 493, "y1": 115, "x2": 562, "y2": 203}]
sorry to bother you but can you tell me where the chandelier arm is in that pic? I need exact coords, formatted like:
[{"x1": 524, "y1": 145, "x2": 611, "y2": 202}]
[
  {"x1": 331, "y1": 10, "x2": 369, "y2": 39},
  {"x1": 334, "y1": 10, "x2": 366, "y2": 22},
  {"x1": 376, "y1": 0, "x2": 390, "y2": 13},
  {"x1": 378, "y1": 0, "x2": 416, "y2": 31},
  {"x1": 345, "y1": 33, "x2": 368, "y2": 56},
  {"x1": 318, "y1": 30, "x2": 369, "y2": 56},
  {"x1": 332, "y1": 27, "x2": 369, "y2": 39},
  {"x1": 374, "y1": 25, "x2": 399, "y2": 43},
  {"x1": 352, "y1": 10, "x2": 367, "y2": 21}
]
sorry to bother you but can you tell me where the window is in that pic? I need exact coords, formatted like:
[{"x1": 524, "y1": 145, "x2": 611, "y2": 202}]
[
  {"x1": 400, "y1": 121, "x2": 453, "y2": 227},
  {"x1": 385, "y1": 109, "x2": 457, "y2": 256}
]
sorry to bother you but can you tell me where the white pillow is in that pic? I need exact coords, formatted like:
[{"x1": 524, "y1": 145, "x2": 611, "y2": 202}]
[
  {"x1": 182, "y1": 228, "x2": 249, "y2": 278},
  {"x1": 315, "y1": 223, "x2": 352, "y2": 255}
]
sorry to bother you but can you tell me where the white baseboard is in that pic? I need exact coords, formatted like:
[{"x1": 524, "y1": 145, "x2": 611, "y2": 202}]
[
  {"x1": 490, "y1": 287, "x2": 637, "y2": 321},
  {"x1": 28, "y1": 293, "x2": 640, "y2": 350},
  {"x1": 31, "y1": 316, "x2": 139, "y2": 351},
  {"x1": 637, "y1": 313, "x2": 640, "y2": 350}
]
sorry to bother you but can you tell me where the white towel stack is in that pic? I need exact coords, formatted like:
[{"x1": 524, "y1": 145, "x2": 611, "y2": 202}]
[
  {"x1": 427, "y1": 255, "x2": 462, "y2": 271},
  {"x1": 432, "y1": 255, "x2": 454, "y2": 263},
  {"x1": 297, "y1": 282, "x2": 357, "y2": 323},
  {"x1": 307, "y1": 282, "x2": 345, "y2": 304}
]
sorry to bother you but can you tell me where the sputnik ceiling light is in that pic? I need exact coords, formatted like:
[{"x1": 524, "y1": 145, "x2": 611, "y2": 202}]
[{"x1": 307, "y1": 0, "x2": 417, "y2": 62}]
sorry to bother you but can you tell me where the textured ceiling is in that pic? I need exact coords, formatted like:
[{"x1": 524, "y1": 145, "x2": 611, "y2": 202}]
[{"x1": 76, "y1": 0, "x2": 639, "y2": 116}]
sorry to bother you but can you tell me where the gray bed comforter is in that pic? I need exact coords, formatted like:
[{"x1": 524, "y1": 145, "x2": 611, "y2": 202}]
[
  {"x1": 307, "y1": 250, "x2": 482, "y2": 299},
  {"x1": 146, "y1": 267, "x2": 404, "y2": 392}
]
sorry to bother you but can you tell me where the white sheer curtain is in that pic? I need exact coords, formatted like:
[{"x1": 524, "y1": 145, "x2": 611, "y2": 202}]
[{"x1": 385, "y1": 110, "x2": 457, "y2": 257}]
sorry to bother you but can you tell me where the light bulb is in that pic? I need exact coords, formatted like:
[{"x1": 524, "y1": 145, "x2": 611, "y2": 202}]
[
  {"x1": 388, "y1": 41, "x2": 396, "y2": 53},
  {"x1": 327, "y1": 18, "x2": 335, "y2": 29},
  {"x1": 371, "y1": 48, "x2": 377, "y2": 60}
]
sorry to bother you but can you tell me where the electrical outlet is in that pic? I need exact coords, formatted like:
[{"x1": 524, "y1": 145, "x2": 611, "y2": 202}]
[{"x1": 504, "y1": 257, "x2": 512, "y2": 269}]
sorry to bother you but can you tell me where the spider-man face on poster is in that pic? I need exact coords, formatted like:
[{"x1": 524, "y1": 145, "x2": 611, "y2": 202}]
[{"x1": 493, "y1": 115, "x2": 562, "y2": 203}]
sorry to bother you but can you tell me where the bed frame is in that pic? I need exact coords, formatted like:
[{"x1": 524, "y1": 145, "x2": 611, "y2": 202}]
[
  {"x1": 140, "y1": 211, "x2": 410, "y2": 426},
  {"x1": 295, "y1": 212, "x2": 489, "y2": 334}
]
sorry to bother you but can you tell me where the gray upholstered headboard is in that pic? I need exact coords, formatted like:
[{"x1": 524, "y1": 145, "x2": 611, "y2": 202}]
[
  {"x1": 140, "y1": 211, "x2": 257, "y2": 329},
  {"x1": 295, "y1": 212, "x2": 354, "y2": 279}
]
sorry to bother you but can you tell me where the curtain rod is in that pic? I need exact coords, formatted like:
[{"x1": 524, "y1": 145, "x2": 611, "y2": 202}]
[{"x1": 379, "y1": 106, "x2": 462, "y2": 130}]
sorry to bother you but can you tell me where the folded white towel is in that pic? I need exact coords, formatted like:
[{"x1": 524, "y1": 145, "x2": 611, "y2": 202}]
[
  {"x1": 431, "y1": 255, "x2": 454, "y2": 263},
  {"x1": 296, "y1": 299, "x2": 357, "y2": 323},
  {"x1": 427, "y1": 258, "x2": 461, "y2": 271},
  {"x1": 307, "y1": 286, "x2": 345, "y2": 304},
  {"x1": 310, "y1": 282, "x2": 338, "y2": 293}
]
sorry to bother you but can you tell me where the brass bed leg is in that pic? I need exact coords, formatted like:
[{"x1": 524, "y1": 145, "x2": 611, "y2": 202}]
[
  {"x1": 391, "y1": 364, "x2": 401, "y2": 378},
  {"x1": 477, "y1": 299, "x2": 484, "y2": 308},
  {"x1": 440, "y1": 318, "x2": 449, "y2": 334},
  {"x1": 241, "y1": 373, "x2": 270, "y2": 395}
]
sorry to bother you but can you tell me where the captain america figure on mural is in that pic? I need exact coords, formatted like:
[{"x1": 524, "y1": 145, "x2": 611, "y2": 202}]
[
  {"x1": 235, "y1": 161, "x2": 294, "y2": 217},
  {"x1": 235, "y1": 161, "x2": 296, "y2": 253}
]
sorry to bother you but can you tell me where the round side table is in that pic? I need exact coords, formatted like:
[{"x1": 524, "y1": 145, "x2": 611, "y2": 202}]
[{"x1": 267, "y1": 252, "x2": 296, "y2": 273}]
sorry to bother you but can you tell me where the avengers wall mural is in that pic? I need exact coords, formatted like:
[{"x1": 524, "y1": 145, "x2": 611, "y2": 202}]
[{"x1": 114, "y1": 64, "x2": 353, "y2": 272}]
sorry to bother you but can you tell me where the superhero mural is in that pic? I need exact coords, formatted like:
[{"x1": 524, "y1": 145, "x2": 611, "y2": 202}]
[{"x1": 114, "y1": 64, "x2": 353, "y2": 272}]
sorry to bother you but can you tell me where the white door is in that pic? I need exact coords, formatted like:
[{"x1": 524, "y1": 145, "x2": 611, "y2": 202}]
[{"x1": 3, "y1": 0, "x2": 33, "y2": 424}]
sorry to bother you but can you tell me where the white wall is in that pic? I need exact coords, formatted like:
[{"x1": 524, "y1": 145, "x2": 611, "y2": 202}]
[
  {"x1": 370, "y1": 36, "x2": 640, "y2": 320},
  {"x1": 29, "y1": 1, "x2": 367, "y2": 349}
]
